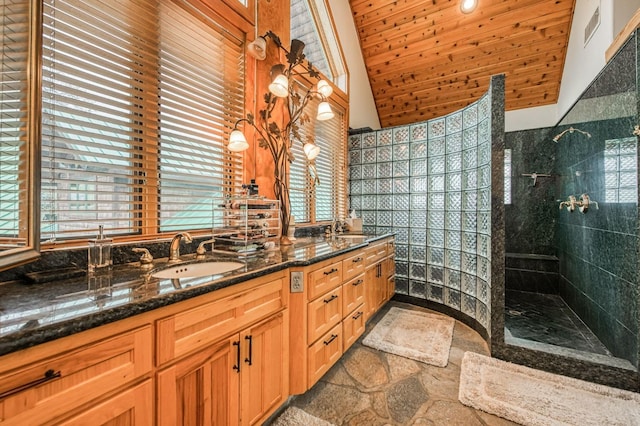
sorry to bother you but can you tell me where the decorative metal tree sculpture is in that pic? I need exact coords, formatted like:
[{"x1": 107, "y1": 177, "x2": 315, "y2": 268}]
[{"x1": 228, "y1": 31, "x2": 334, "y2": 245}]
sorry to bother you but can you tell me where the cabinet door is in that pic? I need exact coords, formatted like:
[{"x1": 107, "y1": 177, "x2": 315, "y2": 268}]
[
  {"x1": 343, "y1": 306, "x2": 365, "y2": 350},
  {"x1": 342, "y1": 274, "x2": 365, "y2": 316},
  {"x1": 307, "y1": 287, "x2": 343, "y2": 343},
  {"x1": 240, "y1": 312, "x2": 287, "y2": 426},
  {"x1": 60, "y1": 380, "x2": 153, "y2": 426},
  {"x1": 307, "y1": 323, "x2": 342, "y2": 387},
  {"x1": 157, "y1": 335, "x2": 240, "y2": 426},
  {"x1": 364, "y1": 265, "x2": 378, "y2": 321}
]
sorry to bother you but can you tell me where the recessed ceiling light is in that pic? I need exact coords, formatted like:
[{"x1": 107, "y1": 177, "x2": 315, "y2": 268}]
[{"x1": 461, "y1": 0, "x2": 478, "y2": 13}]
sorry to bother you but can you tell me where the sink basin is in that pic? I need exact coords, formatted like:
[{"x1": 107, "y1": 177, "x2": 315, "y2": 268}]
[
  {"x1": 152, "y1": 261, "x2": 244, "y2": 279},
  {"x1": 335, "y1": 234, "x2": 367, "y2": 239}
]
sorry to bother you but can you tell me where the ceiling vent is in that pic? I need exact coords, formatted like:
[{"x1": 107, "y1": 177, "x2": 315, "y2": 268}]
[{"x1": 584, "y1": 6, "x2": 600, "y2": 46}]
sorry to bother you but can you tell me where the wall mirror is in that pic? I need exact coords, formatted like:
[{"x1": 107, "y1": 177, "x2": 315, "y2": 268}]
[{"x1": 0, "y1": 0, "x2": 41, "y2": 271}]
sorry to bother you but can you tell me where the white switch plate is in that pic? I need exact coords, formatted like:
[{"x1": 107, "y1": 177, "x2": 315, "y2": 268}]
[{"x1": 290, "y1": 271, "x2": 303, "y2": 292}]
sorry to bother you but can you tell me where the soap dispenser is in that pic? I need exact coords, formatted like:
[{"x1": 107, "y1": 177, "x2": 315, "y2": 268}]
[{"x1": 88, "y1": 225, "x2": 112, "y2": 272}]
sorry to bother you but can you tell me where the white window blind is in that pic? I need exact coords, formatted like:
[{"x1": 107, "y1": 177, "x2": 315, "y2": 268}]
[
  {"x1": 40, "y1": 0, "x2": 244, "y2": 241},
  {"x1": 289, "y1": 87, "x2": 347, "y2": 223},
  {"x1": 0, "y1": 1, "x2": 29, "y2": 242},
  {"x1": 314, "y1": 104, "x2": 346, "y2": 221}
]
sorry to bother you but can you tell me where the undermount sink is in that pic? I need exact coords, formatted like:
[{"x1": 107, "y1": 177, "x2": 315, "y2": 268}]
[{"x1": 152, "y1": 261, "x2": 244, "y2": 279}]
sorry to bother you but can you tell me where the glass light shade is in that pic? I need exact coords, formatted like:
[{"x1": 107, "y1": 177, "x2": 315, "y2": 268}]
[
  {"x1": 303, "y1": 143, "x2": 320, "y2": 160},
  {"x1": 460, "y1": 0, "x2": 477, "y2": 13},
  {"x1": 269, "y1": 74, "x2": 289, "y2": 98},
  {"x1": 316, "y1": 101, "x2": 334, "y2": 121},
  {"x1": 247, "y1": 36, "x2": 267, "y2": 60},
  {"x1": 228, "y1": 129, "x2": 249, "y2": 152},
  {"x1": 317, "y1": 79, "x2": 333, "y2": 98}
]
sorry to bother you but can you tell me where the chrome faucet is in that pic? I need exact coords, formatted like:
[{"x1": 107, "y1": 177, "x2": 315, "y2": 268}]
[{"x1": 169, "y1": 232, "x2": 193, "y2": 262}]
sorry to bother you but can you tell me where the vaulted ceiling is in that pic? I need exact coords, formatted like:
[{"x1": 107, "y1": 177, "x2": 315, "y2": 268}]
[{"x1": 350, "y1": 0, "x2": 576, "y2": 128}]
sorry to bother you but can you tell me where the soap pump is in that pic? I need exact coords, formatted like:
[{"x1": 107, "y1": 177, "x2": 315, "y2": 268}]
[{"x1": 88, "y1": 225, "x2": 113, "y2": 272}]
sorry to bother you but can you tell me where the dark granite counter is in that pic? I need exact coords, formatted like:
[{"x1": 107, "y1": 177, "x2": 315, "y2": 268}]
[{"x1": 0, "y1": 234, "x2": 391, "y2": 357}]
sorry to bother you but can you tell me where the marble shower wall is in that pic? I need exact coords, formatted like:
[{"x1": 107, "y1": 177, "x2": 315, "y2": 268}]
[
  {"x1": 348, "y1": 78, "x2": 502, "y2": 336},
  {"x1": 553, "y1": 33, "x2": 639, "y2": 367},
  {"x1": 504, "y1": 127, "x2": 559, "y2": 294}
]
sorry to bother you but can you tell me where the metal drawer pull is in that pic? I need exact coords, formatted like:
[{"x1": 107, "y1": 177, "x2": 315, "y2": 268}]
[
  {"x1": 244, "y1": 335, "x2": 253, "y2": 366},
  {"x1": 323, "y1": 294, "x2": 338, "y2": 303},
  {"x1": 323, "y1": 334, "x2": 338, "y2": 345},
  {"x1": 233, "y1": 341, "x2": 241, "y2": 373},
  {"x1": 352, "y1": 279, "x2": 363, "y2": 286},
  {"x1": 352, "y1": 311, "x2": 363, "y2": 320},
  {"x1": 0, "y1": 369, "x2": 62, "y2": 399},
  {"x1": 323, "y1": 268, "x2": 338, "y2": 276},
  {"x1": 352, "y1": 257, "x2": 362, "y2": 263}
]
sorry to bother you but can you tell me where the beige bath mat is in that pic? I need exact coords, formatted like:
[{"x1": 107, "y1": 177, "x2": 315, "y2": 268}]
[
  {"x1": 362, "y1": 307, "x2": 455, "y2": 367},
  {"x1": 271, "y1": 406, "x2": 334, "y2": 426},
  {"x1": 459, "y1": 351, "x2": 640, "y2": 426}
]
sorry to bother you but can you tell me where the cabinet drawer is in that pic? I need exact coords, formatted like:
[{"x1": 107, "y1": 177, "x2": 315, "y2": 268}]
[
  {"x1": 308, "y1": 262, "x2": 343, "y2": 301},
  {"x1": 365, "y1": 241, "x2": 388, "y2": 266},
  {"x1": 307, "y1": 287, "x2": 342, "y2": 343},
  {"x1": 307, "y1": 323, "x2": 342, "y2": 387},
  {"x1": 386, "y1": 238, "x2": 395, "y2": 256},
  {"x1": 0, "y1": 326, "x2": 152, "y2": 426},
  {"x1": 342, "y1": 274, "x2": 365, "y2": 316},
  {"x1": 342, "y1": 252, "x2": 365, "y2": 281},
  {"x1": 156, "y1": 277, "x2": 285, "y2": 365},
  {"x1": 343, "y1": 305, "x2": 366, "y2": 351},
  {"x1": 60, "y1": 379, "x2": 153, "y2": 425}
]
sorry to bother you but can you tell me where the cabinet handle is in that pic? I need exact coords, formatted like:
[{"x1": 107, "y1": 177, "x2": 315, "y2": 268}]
[
  {"x1": 352, "y1": 257, "x2": 362, "y2": 263},
  {"x1": 244, "y1": 335, "x2": 253, "y2": 366},
  {"x1": 323, "y1": 334, "x2": 338, "y2": 345},
  {"x1": 323, "y1": 268, "x2": 338, "y2": 276},
  {"x1": 233, "y1": 341, "x2": 241, "y2": 373},
  {"x1": 352, "y1": 279, "x2": 363, "y2": 286},
  {"x1": 352, "y1": 311, "x2": 363, "y2": 320},
  {"x1": 0, "y1": 369, "x2": 62, "y2": 399},
  {"x1": 323, "y1": 294, "x2": 338, "y2": 304}
]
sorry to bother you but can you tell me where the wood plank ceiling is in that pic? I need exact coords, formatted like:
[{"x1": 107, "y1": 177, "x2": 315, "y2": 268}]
[{"x1": 350, "y1": 0, "x2": 576, "y2": 128}]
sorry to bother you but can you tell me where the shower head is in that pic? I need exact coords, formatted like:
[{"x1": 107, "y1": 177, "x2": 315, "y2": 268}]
[{"x1": 552, "y1": 127, "x2": 592, "y2": 142}]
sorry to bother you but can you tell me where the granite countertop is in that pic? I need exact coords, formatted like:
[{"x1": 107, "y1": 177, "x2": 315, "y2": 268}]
[{"x1": 0, "y1": 234, "x2": 391, "y2": 357}]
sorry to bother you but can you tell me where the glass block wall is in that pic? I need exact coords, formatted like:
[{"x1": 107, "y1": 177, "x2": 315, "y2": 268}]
[{"x1": 348, "y1": 92, "x2": 493, "y2": 333}]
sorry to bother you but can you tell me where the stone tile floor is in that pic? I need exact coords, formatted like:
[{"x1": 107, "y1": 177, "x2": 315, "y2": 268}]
[
  {"x1": 505, "y1": 290, "x2": 611, "y2": 356},
  {"x1": 273, "y1": 301, "x2": 521, "y2": 425}
]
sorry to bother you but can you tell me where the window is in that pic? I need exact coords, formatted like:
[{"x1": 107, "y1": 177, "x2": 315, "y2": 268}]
[
  {"x1": 290, "y1": 0, "x2": 347, "y2": 92},
  {"x1": 289, "y1": 84, "x2": 347, "y2": 223},
  {"x1": 40, "y1": 0, "x2": 244, "y2": 242},
  {"x1": 0, "y1": 1, "x2": 29, "y2": 243},
  {"x1": 289, "y1": 0, "x2": 348, "y2": 223},
  {"x1": 604, "y1": 137, "x2": 637, "y2": 203},
  {"x1": 504, "y1": 149, "x2": 512, "y2": 204}
]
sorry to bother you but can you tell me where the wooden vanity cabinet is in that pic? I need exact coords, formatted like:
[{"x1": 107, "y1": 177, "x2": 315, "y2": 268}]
[
  {"x1": 289, "y1": 240, "x2": 393, "y2": 395},
  {"x1": 0, "y1": 270, "x2": 288, "y2": 426},
  {"x1": 365, "y1": 237, "x2": 396, "y2": 321},
  {"x1": 156, "y1": 272, "x2": 288, "y2": 426},
  {"x1": 0, "y1": 321, "x2": 153, "y2": 425}
]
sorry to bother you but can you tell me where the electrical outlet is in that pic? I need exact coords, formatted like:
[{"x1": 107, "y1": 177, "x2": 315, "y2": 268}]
[{"x1": 290, "y1": 271, "x2": 303, "y2": 293}]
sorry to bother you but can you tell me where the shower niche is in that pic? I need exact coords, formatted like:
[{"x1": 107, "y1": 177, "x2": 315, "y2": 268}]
[{"x1": 493, "y1": 29, "x2": 640, "y2": 391}]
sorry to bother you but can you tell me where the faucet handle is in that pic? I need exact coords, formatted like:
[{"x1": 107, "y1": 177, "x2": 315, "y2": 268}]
[
  {"x1": 132, "y1": 248, "x2": 153, "y2": 266},
  {"x1": 196, "y1": 238, "x2": 216, "y2": 257}
]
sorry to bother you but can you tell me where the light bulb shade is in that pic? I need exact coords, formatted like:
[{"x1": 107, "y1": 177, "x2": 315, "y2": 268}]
[
  {"x1": 317, "y1": 79, "x2": 333, "y2": 98},
  {"x1": 303, "y1": 143, "x2": 320, "y2": 160},
  {"x1": 247, "y1": 36, "x2": 266, "y2": 60},
  {"x1": 228, "y1": 129, "x2": 249, "y2": 152},
  {"x1": 268, "y1": 64, "x2": 289, "y2": 98},
  {"x1": 316, "y1": 101, "x2": 334, "y2": 121}
]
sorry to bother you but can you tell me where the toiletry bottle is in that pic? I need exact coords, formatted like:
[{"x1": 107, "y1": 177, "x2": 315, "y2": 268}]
[{"x1": 88, "y1": 225, "x2": 113, "y2": 272}]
